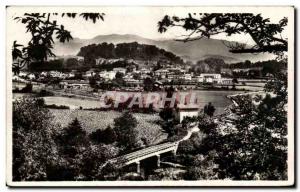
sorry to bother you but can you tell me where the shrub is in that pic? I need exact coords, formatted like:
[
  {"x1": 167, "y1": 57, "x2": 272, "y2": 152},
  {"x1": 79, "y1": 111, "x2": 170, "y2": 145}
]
[
  {"x1": 22, "y1": 83, "x2": 33, "y2": 93},
  {"x1": 90, "y1": 126, "x2": 117, "y2": 144},
  {"x1": 45, "y1": 104, "x2": 70, "y2": 109}
]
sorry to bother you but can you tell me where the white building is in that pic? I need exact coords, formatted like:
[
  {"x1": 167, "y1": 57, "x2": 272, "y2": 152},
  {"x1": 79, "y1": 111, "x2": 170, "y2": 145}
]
[
  {"x1": 140, "y1": 68, "x2": 151, "y2": 74},
  {"x1": 168, "y1": 67, "x2": 186, "y2": 74},
  {"x1": 60, "y1": 80, "x2": 90, "y2": 90},
  {"x1": 84, "y1": 70, "x2": 96, "y2": 78},
  {"x1": 95, "y1": 58, "x2": 124, "y2": 65},
  {"x1": 154, "y1": 69, "x2": 168, "y2": 78},
  {"x1": 95, "y1": 57, "x2": 106, "y2": 65},
  {"x1": 12, "y1": 75, "x2": 26, "y2": 82},
  {"x1": 99, "y1": 71, "x2": 117, "y2": 80},
  {"x1": 40, "y1": 71, "x2": 48, "y2": 77},
  {"x1": 220, "y1": 78, "x2": 233, "y2": 85},
  {"x1": 27, "y1": 73, "x2": 36, "y2": 80},
  {"x1": 67, "y1": 72, "x2": 75, "y2": 78},
  {"x1": 174, "y1": 106, "x2": 200, "y2": 123},
  {"x1": 198, "y1": 73, "x2": 222, "y2": 84},
  {"x1": 183, "y1": 73, "x2": 192, "y2": 81},
  {"x1": 48, "y1": 71, "x2": 64, "y2": 78},
  {"x1": 18, "y1": 71, "x2": 28, "y2": 78}
]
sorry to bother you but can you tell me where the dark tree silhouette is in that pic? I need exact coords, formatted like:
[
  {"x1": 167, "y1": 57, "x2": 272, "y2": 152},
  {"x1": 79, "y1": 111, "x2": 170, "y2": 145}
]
[
  {"x1": 143, "y1": 77, "x2": 155, "y2": 91},
  {"x1": 158, "y1": 13, "x2": 287, "y2": 54},
  {"x1": 89, "y1": 126, "x2": 117, "y2": 145},
  {"x1": 57, "y1": 118, "x2": 89, "y2": 158},
  {"x1": 204, "y1": 102, "x2": 216, "y2": 117}
]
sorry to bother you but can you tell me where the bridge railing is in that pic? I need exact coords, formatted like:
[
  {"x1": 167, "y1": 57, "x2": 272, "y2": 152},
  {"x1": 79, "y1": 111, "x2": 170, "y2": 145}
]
[{"x1": 110, "y1": 142, "x2": 178, "y2": 164}]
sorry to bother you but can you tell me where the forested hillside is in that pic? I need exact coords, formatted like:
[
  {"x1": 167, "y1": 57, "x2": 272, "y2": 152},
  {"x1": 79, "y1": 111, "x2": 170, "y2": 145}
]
[{"x1": 77, "y1": 42, "x2": 183, "y2": 64}]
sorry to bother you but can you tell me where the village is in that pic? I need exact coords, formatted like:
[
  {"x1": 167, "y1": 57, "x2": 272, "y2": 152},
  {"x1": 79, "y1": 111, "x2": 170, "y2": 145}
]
[
  {"x1": 13, "y1": 56, "x2": 266, "y2": 92},
  {"x1": 12, "y1": 55, "x2": 268, "y2": 130}
]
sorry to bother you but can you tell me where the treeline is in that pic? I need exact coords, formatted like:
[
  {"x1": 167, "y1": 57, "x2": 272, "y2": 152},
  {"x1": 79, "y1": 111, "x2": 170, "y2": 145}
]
[
  {"x1": 77, "y1": 42, "x2": 183, "y2": 64},
  {"x1": 28, "y1": 59, "x2": 64, "y2": 72},
  {"x1": 225, "y1": 59, "x2": 287, "y2": 71},
  {"x1": 189, "y1": 58, "x2": 286, "y2": 76}
]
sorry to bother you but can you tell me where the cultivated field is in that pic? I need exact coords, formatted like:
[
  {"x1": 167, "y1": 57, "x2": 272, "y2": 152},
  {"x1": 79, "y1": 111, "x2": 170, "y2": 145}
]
[{"x1": 50, "y1": 109, "x2": 167, "y2": 145}]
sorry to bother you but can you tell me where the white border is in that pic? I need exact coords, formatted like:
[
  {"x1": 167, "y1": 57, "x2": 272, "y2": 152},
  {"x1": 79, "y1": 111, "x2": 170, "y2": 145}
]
[{"x1": 5, "y1": 5, "x2": 295, "y2": 187}]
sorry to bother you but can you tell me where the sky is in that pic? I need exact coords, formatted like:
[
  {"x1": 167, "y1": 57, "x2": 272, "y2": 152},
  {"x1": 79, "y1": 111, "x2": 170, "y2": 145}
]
[{"x1": 7, "y1": 6, "x2": 291, "y2": 46}]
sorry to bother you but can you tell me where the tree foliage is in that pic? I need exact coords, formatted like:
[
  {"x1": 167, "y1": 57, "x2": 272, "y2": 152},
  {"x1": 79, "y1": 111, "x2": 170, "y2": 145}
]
[
  {"x1": 12, "y1": 12, "x2": 105, "y2": 73},
  {"x1": 77, "y1": 42, "x2": 183, "y2": 64},
  {"x1": 13, "y1": 97, "x2": 60, "y2": 181},
  {"x1": 28, "y1": 59, "x2": 64, "y2": 71},
  {"x1": 90, "y1": 126, "x2": 117, "y2": 145},
  {"x1": 204, "y1": 102, "x2": 216, "y2": 117},
  {"x1": 113, "y1": 111, "x2": 140, "y2": 151},
  {"x1": 158, "y1": 13, "x2": 287, "y2": 54},
  {"x1": 13, "y1": 98, "x2": 121, "y2": 181}
]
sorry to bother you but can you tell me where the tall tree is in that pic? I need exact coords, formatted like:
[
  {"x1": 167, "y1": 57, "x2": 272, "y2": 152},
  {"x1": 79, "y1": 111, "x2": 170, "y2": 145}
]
[
  {"x1": 13, "y1": 98, "x2": 60, "y2": 181},
  {"x1": 113, "y1": 111, "x2": 140, "y2": 151},
  {"x1": 204, "y1": 102, "x2": 216, "y2": 117}
]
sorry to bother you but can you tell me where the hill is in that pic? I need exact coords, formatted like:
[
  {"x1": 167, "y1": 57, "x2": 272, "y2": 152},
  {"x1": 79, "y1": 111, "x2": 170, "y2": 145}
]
[
  {"x1": 53, "y1": 34, "x2": 275, "y2": 63},
  {"x1": 77, "y1": 42, "x2": 183, "y2": 65}
]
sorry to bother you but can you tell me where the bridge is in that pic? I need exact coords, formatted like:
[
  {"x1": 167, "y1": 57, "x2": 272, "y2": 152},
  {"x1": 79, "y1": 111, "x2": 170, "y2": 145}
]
[
  {"x1": 109, "y1": 142, "x2": 179, "y2": 173},
  {"x1": 108, "y1": 123, "x2": 199, "y2": 173}
]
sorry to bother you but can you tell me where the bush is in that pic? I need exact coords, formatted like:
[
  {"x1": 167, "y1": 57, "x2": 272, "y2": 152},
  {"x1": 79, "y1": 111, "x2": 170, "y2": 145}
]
[
  {"x1": 45, "y1": 104, "x2": 70, "y2": 109},
  {"x1": 90, "y1": 126, "x2": 117, "y2": 144},
  {"x1": 22, "y1": 83, "x2": 33, "y2": 93},
  {"x1": 177, "y1": 132, "x2": 204, "y2": 157}
]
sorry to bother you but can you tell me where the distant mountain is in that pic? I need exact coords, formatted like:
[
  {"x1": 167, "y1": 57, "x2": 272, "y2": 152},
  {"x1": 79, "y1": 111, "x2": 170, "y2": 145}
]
[{"x1": 53, "y1": 34, "x2": 275, "y2": 63}]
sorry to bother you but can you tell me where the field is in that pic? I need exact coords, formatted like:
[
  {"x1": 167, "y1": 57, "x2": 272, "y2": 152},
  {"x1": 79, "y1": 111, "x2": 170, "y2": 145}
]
[{"x1": 50, "y1": 109, "x2": 167, "y2": 145}]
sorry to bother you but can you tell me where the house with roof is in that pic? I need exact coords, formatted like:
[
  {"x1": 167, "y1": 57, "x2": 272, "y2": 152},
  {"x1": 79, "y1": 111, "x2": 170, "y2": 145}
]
[
  {"x1": 154, "y1": 69, "x2": 168, "y2": 79},
  {"x1": 198, "y1": 73, "x2": 222, "y2": 84},
  {"x1": 174, "y1": 106, "x2": 200, "y2": 122},
  {"x1": 99, "y1": 71, "x2": 117, "y2": 80}
]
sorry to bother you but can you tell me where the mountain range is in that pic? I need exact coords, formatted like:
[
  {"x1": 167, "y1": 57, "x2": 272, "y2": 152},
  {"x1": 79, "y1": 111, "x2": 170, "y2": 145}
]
[{"x1": 53, "y1": 34, "x2": 275, "y2": 63}]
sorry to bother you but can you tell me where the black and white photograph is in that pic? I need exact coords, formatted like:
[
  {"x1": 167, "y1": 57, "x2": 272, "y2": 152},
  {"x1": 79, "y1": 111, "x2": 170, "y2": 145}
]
[{"x1": 6, "y1": 6, "x2": 294, "y2": 187}]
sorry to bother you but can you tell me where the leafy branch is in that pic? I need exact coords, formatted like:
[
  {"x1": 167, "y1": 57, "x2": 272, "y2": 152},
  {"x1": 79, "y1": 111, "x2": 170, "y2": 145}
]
[
  {"x1": 158, "y1": 13, "x2": 288, "y2": 54},
  {"x1": 12, "y1": 12, "x2": 105, "y2": 74}
]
